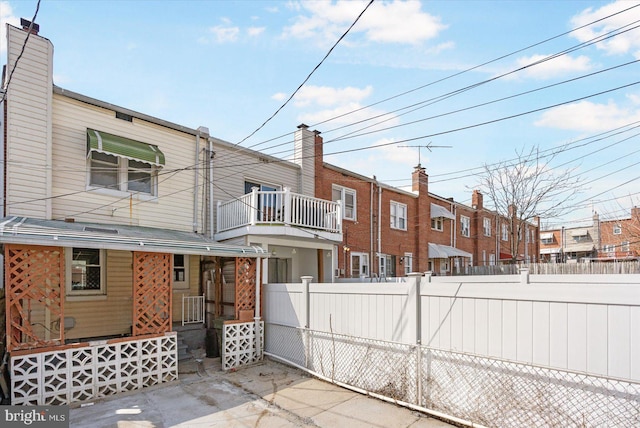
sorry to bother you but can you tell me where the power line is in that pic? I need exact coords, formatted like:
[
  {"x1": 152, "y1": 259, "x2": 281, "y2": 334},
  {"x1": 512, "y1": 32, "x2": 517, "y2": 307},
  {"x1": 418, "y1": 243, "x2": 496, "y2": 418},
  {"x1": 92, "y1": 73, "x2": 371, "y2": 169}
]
[
  {"x1": 0, "y1": 0, "x2": 42, "y2": 104},
  {"x1": 233, "y1": 0, "x2": 375, "y2": 147}
]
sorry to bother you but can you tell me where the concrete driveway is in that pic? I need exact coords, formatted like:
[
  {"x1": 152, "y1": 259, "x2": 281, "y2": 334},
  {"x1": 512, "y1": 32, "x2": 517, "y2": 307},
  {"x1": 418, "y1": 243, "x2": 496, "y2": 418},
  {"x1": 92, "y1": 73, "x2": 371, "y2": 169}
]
[{"x1": 69, "y1": 356, "x2": 454, "y2": 427}]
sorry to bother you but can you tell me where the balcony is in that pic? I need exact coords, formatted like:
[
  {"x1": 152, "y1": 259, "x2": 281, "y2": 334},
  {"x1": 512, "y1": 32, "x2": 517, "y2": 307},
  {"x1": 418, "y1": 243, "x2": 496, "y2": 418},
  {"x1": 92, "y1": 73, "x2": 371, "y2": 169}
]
[{"x1": 215, "y1": 188, "x2": 342, "y2": 242}]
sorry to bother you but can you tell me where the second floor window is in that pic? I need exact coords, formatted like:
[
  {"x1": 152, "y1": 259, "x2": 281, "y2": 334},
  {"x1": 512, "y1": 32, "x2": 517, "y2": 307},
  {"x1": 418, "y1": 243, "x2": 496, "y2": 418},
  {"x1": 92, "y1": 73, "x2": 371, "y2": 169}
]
[
  {"x1": 460, "y1": 216, "x2": 470, "y2": 237},
  {"x1": 502, "y1": 223, "x2": 509, "y2": 241},
  {"x1": 390, "y1": 201, "x2": 407, "y2": 230},
  {"x1": 87, "y1": 129, "x2": 163, "y2": 197},
  {"x1": 332, "y1": 185, "x2": 356, "y2": 221},
  {"x1": 621, "y1": 241, "x2": 630, "y2": 252},
  {"x1": 613, "y1": 225, "x2": 622, "y2": 235},
  {"x1": 483, "y1": 217, "x2": 491, "y2": 236}
]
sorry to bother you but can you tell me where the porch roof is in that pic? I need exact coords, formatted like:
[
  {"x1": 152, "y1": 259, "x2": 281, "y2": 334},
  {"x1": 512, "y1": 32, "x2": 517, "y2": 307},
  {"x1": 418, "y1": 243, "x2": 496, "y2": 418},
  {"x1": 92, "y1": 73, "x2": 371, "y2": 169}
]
[
  {"x1": 428, "y1": 242, "x2": 472, "y2": 259},
  {"x1": 0, "y1": 217, "x2": 267, "y2": 257}
]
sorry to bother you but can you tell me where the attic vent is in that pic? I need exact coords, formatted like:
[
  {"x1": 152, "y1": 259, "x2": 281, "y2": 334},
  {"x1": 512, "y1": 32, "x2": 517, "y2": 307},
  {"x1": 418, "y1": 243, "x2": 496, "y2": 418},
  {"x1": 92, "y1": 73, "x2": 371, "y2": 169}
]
[
  {"x1": 116, "y1": 111, "x2": 133, "y2": 122},
  {"x1": 84, "y1": 226, "x2": 119, "y2": 234}
]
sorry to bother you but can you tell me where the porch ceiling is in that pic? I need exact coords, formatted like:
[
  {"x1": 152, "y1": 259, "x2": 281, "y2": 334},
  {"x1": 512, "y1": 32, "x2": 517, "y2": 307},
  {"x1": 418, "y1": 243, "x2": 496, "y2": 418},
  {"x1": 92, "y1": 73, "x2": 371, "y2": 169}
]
[{"x1": 0, "y1": 217, "x2": 266, "y2": 257}]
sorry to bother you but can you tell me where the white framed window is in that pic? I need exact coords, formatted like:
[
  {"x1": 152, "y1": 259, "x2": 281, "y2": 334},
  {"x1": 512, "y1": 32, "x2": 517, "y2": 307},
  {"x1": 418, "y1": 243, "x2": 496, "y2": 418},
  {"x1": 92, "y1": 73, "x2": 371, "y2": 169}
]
[
  {"x1": 502, "y1": 223, "x2": 508, "y2": 241},
  {"x1": 530, "y1": 229, "x2": 535, "y2": 243},
  {"x1": 379, "y1": 254, "x2": 396, "y2": 277},
  {"x1": 66, "y1": 248, "x2": 106, "y2": 296},
  {"x1": 332, "y1": 185, "x2": 356, "y2": 221},
  {"x1": 403, "y1": 253, "x2": 413, "y2": 275},
  {"x1": 482, "y1": 250, "x2": 487, "y2": 266},
  {"x1": 379, "y1": 254, "x2": 386, "y2": 278},
  {"x1": 603, "y1": 244, "x2": 615, "y2": 253},
  {"x1": 621, "y1": 241, "x2": 630, "y2": 252},
  {"x1": 526, "y1": 227, "x2": 530, "y2": 244},
  {"x1": 390, "y1": 201, "x2": 407, "y2": 230},
  {"x1": 173, "y1": 254, "x2": 189, "y2": 290},
  {"x1": 613, "y1": 225, "x2": 622, "y2": 235},
  {"x1": 489, "y1": 253, "x2": 496, "y2": 266},
  {"x1": 89, "y1": 152, "x2": 158, "y2": 196},
  {"x1": 460, "y1": 216, "x2": 470, "y2": 237},
  {"x1": 483, "y1": 217, "x2": 491, "y2": 236},
  {"x1": 351, "y1": 252, "x2": 369, "y2": 278},
  {"x1": 431, "y1": 217, "x2": 443, "y2": 231}
]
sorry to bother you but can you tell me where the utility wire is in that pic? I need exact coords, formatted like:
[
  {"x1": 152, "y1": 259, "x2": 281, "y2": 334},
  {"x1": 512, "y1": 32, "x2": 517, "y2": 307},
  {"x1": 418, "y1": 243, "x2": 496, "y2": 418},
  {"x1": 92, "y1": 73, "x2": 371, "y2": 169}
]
[
  {"x1": 228, "y1": 2, "x2": 640, "y2": 154},
  {"x1": 0, "y1": 0, "x2": 42, "y2": 104},
  {"x1": 233, "y1": 0, "x2": 375, "y2": 147}
]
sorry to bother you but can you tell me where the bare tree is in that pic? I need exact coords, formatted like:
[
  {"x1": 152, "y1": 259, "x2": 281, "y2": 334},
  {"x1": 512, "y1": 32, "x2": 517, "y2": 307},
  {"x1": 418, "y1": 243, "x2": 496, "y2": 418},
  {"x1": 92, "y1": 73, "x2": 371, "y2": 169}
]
[{"x1": 477, "y1": 145, "x2": 584, "y2": 263}]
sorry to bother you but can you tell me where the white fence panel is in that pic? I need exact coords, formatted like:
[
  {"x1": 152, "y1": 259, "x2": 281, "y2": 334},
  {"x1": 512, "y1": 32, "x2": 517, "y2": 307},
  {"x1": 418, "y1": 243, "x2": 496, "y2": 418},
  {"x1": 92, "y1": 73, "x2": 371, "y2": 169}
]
[
  {"x1": 266, "y1": 272, "x2": 640, "y2": 382},
  {"x1": 420, "y1": 273, "x2": 640, "y2": 381}
]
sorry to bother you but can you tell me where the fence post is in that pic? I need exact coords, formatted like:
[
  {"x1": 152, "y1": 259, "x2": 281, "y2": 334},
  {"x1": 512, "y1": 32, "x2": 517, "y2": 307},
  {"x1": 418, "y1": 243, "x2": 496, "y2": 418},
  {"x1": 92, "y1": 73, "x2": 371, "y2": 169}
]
[
  {"x1": 408, "y1": 272, "x2": 423, "y2": 407},
  {"x1": 520, "y1": 267, "x2": 530, "y2": 284},
  {"x1": 301, "y1": 276, "x2": 312, "y2": 329}
]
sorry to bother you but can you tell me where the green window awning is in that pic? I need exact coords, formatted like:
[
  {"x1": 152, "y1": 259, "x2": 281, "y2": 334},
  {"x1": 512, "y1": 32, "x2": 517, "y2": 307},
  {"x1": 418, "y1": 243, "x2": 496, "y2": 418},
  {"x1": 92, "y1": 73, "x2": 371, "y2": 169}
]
[{"x1": 87, "y1": 129, "x2": 165, "y2": 166}]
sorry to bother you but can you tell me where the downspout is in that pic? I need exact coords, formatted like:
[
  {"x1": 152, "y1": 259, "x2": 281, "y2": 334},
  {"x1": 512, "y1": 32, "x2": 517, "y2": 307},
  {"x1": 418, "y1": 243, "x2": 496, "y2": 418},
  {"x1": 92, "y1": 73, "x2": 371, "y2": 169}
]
[
  {"x1": 193, "y1": 130, "x2": 200, "y2": 233},
  {"x1": 1, "y1": 96, "x2": 5, "y2": 217},
  {"x1": 371, "y1": 177, "x2": 375, "y2": 276},
  {"x1": 208, "y1": 138, "x2": 215, "y2": 239},
  {"x1": 378, "y1": 183, "x2": 382, "y2": 274},
  {"x1": 254, "y1": 257, "x2": 262, "y2": 360}
]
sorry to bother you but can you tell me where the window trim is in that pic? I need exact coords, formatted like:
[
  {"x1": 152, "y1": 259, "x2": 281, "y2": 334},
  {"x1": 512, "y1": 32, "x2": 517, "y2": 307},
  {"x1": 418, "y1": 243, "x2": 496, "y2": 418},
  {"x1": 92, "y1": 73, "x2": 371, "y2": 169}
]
[
  {"x1": 460, "y1": 215, "x2": 470, "y2": 237},
  {"x1": 403, "y1": 252, "x2": 413, "y2": 275},
  {"x1": 390, "y1": 200, "x2": 408, "y2": 231},
  {"x1": 87, "y1": 152, "x2": 159, "y2": 199},
  {"x1": 173, "y1": 254, "x2": 190, "y2": 290},
  {"x1": 431, "y1": 217, "x2": 444, "y2": 231},
  {"x1": 332, "y1": 184, "x2": 357, "y2": 221},
  {"x1": 501, "y1": 223, "x2": 508, "y2": 241},
  {"x1": 483, "y1": 217, "x2": 491, "y2": 237},
  {"x1": 613, "y1": 225, "x2": 622, "y2": 235},
  {"x1": 66, "y1": 247, "x2": 107, "y2": 299},
  {"x1": 350, "y1": 252, "x2": 369, "y2": 278}
]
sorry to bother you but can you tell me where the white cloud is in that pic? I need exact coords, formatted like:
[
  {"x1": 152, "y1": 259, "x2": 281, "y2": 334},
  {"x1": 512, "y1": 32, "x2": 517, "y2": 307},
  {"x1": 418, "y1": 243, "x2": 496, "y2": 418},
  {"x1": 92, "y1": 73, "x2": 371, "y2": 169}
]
[
  {"x1": 0, "y1": 1, "x2": 20, "y2": 56},
  {"x1": 283, "y1": 0, "x2": 446, "y2": 46},
  {"x1": 272, "y1": 92, "x2": 287, "y2": 102},
  {"x1": 284, "y1": 84, "x2": 398, "y2": 134},
  {"x1": 293, "y1": 85, "x2": 373, "y2": 107},
  {"x1": 208, "y1": 24, "x2": 240, "y2": 43},
  {"x1": 570, "y1": 1, "x2": 640, "y2": 59},
  {"x1": 535, "y1": 99, "x2": 640, "y2": 132},
  {"x1": 512, "y1": 54, "x2": 593, "y2": 79},
  {"x1": 247, "y1": 26, "x2": 265, "y2": 37},
  {"x1": 627, "y1": 93, "x2": 640, "y2": 104}
]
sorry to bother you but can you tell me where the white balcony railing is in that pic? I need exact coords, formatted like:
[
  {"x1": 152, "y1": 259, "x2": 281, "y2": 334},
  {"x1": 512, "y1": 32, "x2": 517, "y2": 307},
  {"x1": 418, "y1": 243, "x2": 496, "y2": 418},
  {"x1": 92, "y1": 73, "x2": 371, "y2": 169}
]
[{"x1": 217, "y1": 188, "x2": 342, "y2": 234}]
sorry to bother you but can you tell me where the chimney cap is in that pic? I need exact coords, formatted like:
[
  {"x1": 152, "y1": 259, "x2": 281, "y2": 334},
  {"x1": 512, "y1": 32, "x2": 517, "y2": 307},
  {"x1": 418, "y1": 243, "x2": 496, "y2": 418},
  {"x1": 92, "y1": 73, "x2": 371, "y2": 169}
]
[
  {"x1": 297, "y1": 123, "x2": 309, "y2": 129},
  {"x1": 20, "y1": 18, "x2": 39, "y2": 35}
]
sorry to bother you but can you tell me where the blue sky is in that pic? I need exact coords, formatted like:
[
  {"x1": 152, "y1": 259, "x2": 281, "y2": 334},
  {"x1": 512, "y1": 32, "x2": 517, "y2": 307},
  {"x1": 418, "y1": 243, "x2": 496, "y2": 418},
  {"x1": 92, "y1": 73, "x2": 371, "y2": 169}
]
[{"x1": 2, "y1": 0, "x2": 640, "y2": 228}]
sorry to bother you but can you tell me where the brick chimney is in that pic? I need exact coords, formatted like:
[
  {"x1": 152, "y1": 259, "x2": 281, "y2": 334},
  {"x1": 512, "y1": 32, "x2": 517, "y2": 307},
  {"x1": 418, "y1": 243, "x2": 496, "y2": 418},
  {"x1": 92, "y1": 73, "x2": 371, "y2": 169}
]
[
  {"x1": 20, "y1": 18, "x2": 39, "y2": 35},
  {"x1": 472, "y1": 190, "x2": 483, "y2": 211},
  {"x1": 412, "y1": 165, "x2": 428, "y2": 194}
]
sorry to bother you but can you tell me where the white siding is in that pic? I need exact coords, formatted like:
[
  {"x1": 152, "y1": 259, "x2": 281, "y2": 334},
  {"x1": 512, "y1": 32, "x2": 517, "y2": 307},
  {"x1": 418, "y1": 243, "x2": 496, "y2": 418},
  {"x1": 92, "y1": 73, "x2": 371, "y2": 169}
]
[
  {"x1": 50, "y1": 95, "x2": 202, "y2": 231},
  {"x1": 5, "y1": 25, "x2": 54, "y2": 218}
]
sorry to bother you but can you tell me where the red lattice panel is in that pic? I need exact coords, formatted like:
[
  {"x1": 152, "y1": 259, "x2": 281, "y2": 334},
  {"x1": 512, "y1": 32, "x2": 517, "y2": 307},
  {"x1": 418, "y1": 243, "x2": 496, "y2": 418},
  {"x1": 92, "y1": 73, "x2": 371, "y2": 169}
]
[
  {"x1": 5, "y1": 245, "x2": 64, "y2": 351},
  {"x1": 132, "y1": 252, "x2": 172, "y2": 336},
  {"x1": 235, "y1": 257, "x2": 256, "y2": 319}
]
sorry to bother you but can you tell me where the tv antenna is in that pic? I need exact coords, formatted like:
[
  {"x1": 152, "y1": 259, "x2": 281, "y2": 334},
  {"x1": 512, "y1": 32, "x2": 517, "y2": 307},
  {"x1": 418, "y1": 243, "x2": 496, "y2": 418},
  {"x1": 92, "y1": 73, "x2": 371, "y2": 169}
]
[{"x1": 398, "y1": 142, "x2": 452, "y2": 167}]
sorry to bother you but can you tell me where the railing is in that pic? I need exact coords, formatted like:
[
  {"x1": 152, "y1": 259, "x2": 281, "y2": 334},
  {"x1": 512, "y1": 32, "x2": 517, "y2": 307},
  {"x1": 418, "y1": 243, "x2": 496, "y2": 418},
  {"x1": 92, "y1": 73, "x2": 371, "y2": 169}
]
[
  {"x1": 182, "y1": 294, "x2": 205, "y2": 325},
  {"x1": 217, "y1": 187, "x2": 341, "y2": 234}
]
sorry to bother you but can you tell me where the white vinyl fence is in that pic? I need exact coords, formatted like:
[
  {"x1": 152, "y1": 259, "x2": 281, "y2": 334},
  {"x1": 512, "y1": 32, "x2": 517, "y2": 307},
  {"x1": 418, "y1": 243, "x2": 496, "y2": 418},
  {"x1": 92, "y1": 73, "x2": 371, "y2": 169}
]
[{"x1": 263, "y1": 272, "x2": 640, "y2": 427}]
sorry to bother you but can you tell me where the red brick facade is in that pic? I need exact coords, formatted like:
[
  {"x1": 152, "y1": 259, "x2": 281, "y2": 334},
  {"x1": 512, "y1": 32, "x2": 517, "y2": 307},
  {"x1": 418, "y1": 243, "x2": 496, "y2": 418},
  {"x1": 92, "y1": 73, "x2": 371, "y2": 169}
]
[{"x1": 307, "y1": 126, "x2": 540, "y2": 277}]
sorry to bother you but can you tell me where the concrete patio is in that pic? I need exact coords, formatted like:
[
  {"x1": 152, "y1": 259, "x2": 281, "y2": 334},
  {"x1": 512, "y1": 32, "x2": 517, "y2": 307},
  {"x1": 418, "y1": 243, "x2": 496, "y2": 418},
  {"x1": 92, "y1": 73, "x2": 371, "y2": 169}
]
[{"x1": 69, "y1": 355, "x2": 455, "y2": 427}]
